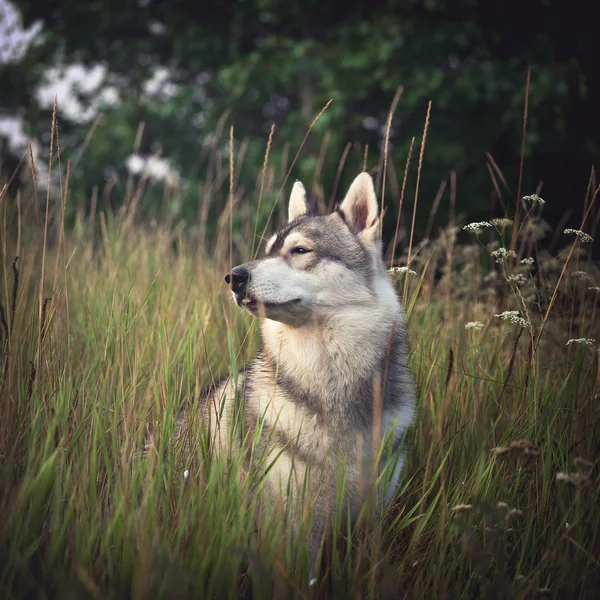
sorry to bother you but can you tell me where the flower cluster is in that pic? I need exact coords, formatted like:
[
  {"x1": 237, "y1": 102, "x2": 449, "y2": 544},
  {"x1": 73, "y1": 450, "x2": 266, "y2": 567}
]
[
  {"x1": 465, "y1": 321, "x2": 484, "y2": 331},
  {"x1": 490, "y1": 218, "x2": 513, "y2": 228},
  {"x1": 520, "y1": 257, "x2": 535, "y2": 266},
  {"x1": 523, "y1": 193, "x2": 545, "y2": 207},
  {"x1": 571, "y1": 271, "x2": 591, "y2": 281},
  {"x1": 491, "y1": 247, "x2": 517, "y2": 264},
  {"x1": 494, "y1": 310, "x2": 529, "y2": 328},
  {"x1": 388, "y1": 266, "x2": 417, "y2": 276},
  {"x1": 566, "y1": 338, "x2": 595, "y2": 347},
  {"x1": 563, "y1": 229, "x2": 593, "y2": 244},
  {"x1": 463, "y1": 221, "x2": 492, "y2": 235},
  {"x1": 507, "y1": 274, "x2": 528, "y2": 286}
]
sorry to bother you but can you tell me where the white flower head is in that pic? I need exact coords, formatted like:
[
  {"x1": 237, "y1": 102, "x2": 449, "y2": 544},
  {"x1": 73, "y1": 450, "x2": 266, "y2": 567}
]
[
  {"x1": 463, "y1": 221, "x2": 491, "y2": 235},
  {"x1": 571, "y1": 271, "x2": 591, "y2": 281},
  {"x1": 465, "y1": 321, "x2": 485, "y2": 331},
  {"x1": 588, "y1": 286, "x2": 600, "y2": 293},
  {"x1": 507, "y1": 274, "x2": 528, "y2": 286},
  {"x1": 520, "y1": 257, "x2": 535, "y2": 267},
  {"x1": 490, "y1": 218, "x2": 514, "y2": 228},
  {"x1": 491, "y1": 247, "x2": 517, "y2": 264},
  {"x1": 566, "y1": 338, "x2": 595, "y2": 347},
  {"x1": 389, "y1": 266, "x2": 417, "y2": 276},
  {"x1": 563, "y1": 229, "x2": 593, "y2": 244},
  {"x1": 494, "y1": 310, "x2": 530, "y2": 328},
  {"x1": 523, "y1": 194, "x2": 545, "y2": 207}
]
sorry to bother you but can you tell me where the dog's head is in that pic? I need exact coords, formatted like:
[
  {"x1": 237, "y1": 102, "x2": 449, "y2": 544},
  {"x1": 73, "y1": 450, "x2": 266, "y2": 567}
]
[{"x1": 225, "y1": 172, "x2": 386, "y2": 327}]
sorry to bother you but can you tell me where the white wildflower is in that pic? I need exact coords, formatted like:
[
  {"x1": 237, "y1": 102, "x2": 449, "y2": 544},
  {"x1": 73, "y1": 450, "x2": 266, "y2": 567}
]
[
  {"x1": 588, "y1": 286, "x2": 600, "y2": 293},
  {"x1": 495, "y1": 310, "x2": 518, "y2": 319},
  {"x1": 520, "y1": 257, "x2": 535, "y2": 266},
  {"x1": 389, "y1": 266, "x2": 417, "y2": 276},
  {"x1": 563, "y1": 229, "x2": 593, "y2": 244},
  {"x1": 523, "y1": 193, "x2": 545, "y2": 207},
  {"x1": 490, "y1": 218, "x2": 513, "y2": 228},
  {"x1": 465, "y1": 321, "x2": 485, "y2": 331},
  {"x1": 494, "y1": 310, "x2": 530, "y2": 328},
  {"x1": 507, "y1": 274, "x2": 528, "y2": 286},
  {"x1": 463, "y1": 221, "x2": 491, "y2": 235},
  {"x1": 571, "y1": 271, "x2": 591, "y2": 281},
  {"x1": 566, "y1": 338, "x2": 595, "y2": 347},
  {"x1": 491, "y1": 247, "x2": 517, "y2": 264}
]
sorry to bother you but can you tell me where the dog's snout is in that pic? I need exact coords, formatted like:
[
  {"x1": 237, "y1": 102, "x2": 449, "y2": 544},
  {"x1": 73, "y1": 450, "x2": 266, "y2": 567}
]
[{"x1": 225, "y1": 265, "x2": 249, "y2": 294}]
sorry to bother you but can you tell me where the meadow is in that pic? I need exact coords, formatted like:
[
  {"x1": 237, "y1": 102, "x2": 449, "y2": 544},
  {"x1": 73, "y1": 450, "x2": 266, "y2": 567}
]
[{"x1": 0, "y1": 109, "x2": 599, "y2": 599}]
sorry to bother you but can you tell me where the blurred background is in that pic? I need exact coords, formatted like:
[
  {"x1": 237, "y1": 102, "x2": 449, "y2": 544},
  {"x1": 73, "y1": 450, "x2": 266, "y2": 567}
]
[{"x1": 0, "y1": 0, "x2": 597, "y2": 250}]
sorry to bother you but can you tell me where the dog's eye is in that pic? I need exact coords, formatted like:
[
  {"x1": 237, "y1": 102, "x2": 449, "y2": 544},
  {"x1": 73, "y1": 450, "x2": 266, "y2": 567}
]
[{"x1": 291, "y1": 247, "x2": 312, "y2": 255}]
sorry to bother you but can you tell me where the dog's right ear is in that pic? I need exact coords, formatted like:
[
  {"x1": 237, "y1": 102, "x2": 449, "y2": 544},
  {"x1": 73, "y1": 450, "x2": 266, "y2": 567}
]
[
  {"x1": 288, "y1": 181, "x2": 311, "y2": 223},
  {"x1": 338, "y1": 172, "x2": 379, "y2": 242}
]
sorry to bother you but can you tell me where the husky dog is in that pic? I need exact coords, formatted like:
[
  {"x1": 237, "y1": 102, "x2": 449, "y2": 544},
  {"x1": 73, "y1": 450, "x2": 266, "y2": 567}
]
[{"x1": 175, "y1": 172, "x2": 415, "y2": 567}]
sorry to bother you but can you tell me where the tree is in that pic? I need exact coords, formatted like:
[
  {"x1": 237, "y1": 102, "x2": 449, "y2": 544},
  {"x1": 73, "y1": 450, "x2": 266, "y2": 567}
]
[{"x1": 3, "y1": 0, "x2": 598, "y2": 242}]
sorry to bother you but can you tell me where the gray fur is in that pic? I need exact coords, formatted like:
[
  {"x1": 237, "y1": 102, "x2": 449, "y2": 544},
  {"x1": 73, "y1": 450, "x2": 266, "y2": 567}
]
[{"x1": 162, "y1": 172, "x2": 416, "y2": 568}]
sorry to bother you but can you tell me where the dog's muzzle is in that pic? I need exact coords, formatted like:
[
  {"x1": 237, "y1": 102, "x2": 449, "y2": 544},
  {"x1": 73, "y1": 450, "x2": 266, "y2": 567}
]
[{"x1": 225, "y1": 265, "x2": 249, "y2": 296}]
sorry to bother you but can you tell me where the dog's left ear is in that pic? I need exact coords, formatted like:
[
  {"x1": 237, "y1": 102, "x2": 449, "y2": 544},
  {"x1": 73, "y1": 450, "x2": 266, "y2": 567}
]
[
  {"x1": 339, "y1": 172, "x2": 379, "y2": 242},
  {"x1": 288, "y1": 181, "x2": 311, "y2": 223}
]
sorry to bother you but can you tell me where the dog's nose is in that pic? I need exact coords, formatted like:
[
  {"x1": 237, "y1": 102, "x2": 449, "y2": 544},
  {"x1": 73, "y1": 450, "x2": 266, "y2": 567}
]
[{"x1": 225, "y1": 265, "x2": 249, "y2": 295}]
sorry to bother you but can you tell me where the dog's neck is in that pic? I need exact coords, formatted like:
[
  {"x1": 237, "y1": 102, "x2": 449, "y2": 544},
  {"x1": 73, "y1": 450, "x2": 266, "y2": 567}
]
[{"x1": 259, "y1": 279, "x2": 403, "y2": 420}]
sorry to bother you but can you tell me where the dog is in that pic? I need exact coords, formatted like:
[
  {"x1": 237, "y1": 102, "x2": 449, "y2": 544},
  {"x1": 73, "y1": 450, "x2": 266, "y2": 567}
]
[{"x1": 172, "y1": 172, "x2": 416, "y2": 570}]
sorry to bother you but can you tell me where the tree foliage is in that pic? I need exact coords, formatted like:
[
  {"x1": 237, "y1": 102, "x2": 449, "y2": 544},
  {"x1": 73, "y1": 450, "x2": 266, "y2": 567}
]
[{"x1": 3, "y1": 0, "x2": 598, "y2": 238}]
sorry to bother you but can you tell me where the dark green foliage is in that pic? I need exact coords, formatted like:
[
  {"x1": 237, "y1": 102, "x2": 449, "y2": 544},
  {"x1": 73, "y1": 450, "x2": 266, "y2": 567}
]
[{"x1": 3, "y1": 0, "x2": 598, "y2": 238}]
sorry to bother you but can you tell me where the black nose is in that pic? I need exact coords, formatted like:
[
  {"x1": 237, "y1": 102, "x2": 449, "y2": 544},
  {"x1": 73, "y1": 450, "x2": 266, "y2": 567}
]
[{"x1": 225, "y1": 265, "x2": 249, "y2": 295}]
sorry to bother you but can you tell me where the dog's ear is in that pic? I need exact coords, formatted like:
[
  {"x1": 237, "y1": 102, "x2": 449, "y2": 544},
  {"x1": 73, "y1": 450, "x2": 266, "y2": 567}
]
[
  {"x1": 339, "y1": 172, "x2": 379, "y2": 242},
  {"x1": 288, "y1": 181, "x2": 311, "y2": 223}
]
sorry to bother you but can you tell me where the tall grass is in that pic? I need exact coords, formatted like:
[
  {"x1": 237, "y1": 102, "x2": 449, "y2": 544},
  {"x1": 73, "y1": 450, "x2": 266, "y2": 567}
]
[{"x1": 0, "y1": 110, "x2": 599, "y2": 598}]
